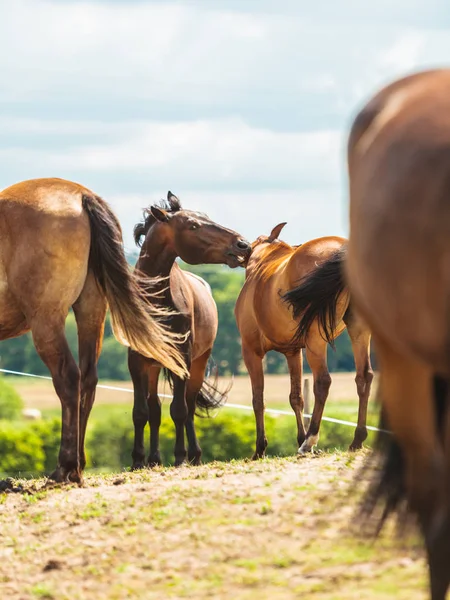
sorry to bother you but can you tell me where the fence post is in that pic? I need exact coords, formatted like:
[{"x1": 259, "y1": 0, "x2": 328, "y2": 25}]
[{"x1": 303, "y1": 378, "x2": 311, "y2": 420}]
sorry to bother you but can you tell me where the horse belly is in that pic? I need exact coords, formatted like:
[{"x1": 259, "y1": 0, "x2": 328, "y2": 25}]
[
  {"x1": 248, "y1": 277, "x2": 297, "y2": 351},
  {"x1": 0, "y1": 263, "x2": 28, "y2": 339},
  {"x1": 191, "y1": 292, "x2": 218, "y2": 360}
]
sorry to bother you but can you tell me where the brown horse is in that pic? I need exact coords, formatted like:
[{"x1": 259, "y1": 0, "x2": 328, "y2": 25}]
[
  {"x1": 0, "y1": 178, "x2": 187, "y2": 483},
  {"x1": 129, "y1": 192, "x2": 251, "y2": 467},
  {"x1": 235, "y1": 225, "x2": 373, "y2": 459},
  {"x1": 297, "y1": 69, "x2": 450, "y2": 600}
]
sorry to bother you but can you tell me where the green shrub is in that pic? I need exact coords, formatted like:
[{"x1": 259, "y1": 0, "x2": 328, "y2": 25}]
[
  {"x1": 85, "y1": 409, "x2": 368, "y2": 470},
  {"x1": 30, "y1": 418, "x2": 61, "y2": 473},
  {"x1": 0, "y1": 377, "x2": 24, "y2": 420},
  {"x1": 0, "y1": 407, "x2": 375, "y2": 477},
  {"x1": 0, "y1": 422, "x2": 45, "y2": 474}
]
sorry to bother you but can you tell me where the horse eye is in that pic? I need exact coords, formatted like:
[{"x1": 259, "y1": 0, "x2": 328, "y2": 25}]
[{"x1": 190, "y1": 222, "x2": 199, "y2": 230}]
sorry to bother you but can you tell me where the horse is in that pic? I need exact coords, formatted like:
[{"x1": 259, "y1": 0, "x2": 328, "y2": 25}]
[
  {"x1": 0, "y1": 178, "x2": 187, "y2": 484},
  {"x1": 234, "y1": 224, "x2": 373, "y2": 459},
  {"x1": 129, "y1": 191, "x2": 251, "y2": 467},
  {"x1": 294, "y1": 69, "x2": 450, "y2": 600}
]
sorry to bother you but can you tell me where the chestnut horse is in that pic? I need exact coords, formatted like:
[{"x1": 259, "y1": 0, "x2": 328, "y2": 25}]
[
  {"x1": 345, "y1": 69, "x2": 450, "y2": 600},
  {"x1": 235, "y1": 224, "x2": 372, "y2": 459},
  {"x1": 0, "y1": 178, "x2": 187, "y2": 483},
  {"x1": 129, "y1": 192, "x2": 251, "y2": 467},
  {"x1": 295, "y1": 69, "x2": 450, "y2": 599}
]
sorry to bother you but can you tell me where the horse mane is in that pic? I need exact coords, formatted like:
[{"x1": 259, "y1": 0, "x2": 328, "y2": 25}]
[
  {"x1": 251, "y1": 240, "x2": 294, "y2": 281},
  {"x1": 133, "y1": 194, "x2": 182, "y2": 247}
]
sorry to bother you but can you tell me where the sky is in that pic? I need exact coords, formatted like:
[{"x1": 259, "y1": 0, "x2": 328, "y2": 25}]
[{"x1": 1, "y1": 0, "x2": 450, "y2": 251}]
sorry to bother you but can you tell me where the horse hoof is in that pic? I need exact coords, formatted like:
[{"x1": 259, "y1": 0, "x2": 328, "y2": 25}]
[
  {"x1": 147, "y1": 457, "x2": 162, "y2": 468},
  {"x1": 297, "y1": 445, "x2": 312, "y2": 457},
  {"x1": 130, "y1": 462, "x2": 146, "y2": 471},
  {"x1": 49, "y1": 467, "x2": 83, "y2": 485},
  {"x1": 251, "y1": 452, "x2": 264, "y2": 460},
  {"x1": 348, "y1": 443, "x2": 363, "y2": 452}
]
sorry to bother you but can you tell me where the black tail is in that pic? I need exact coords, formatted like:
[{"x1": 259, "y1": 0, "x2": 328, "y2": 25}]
[
  {"x1": 359, "y1": 375, "x2": 449, "y2": 536},
  {"x1": 162, "y1": 358, "x2": 230, "y2": 417},
  {"x1": 81, "y1": 194, "x2": 187, "y2": 378},
  {"x1": 282, "y1": 246, "x2": 348, "y2": 348}
]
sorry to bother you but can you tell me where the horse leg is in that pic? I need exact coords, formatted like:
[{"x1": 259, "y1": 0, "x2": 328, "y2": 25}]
[
  {"x1": 299, "y1": 345, "x2": 331, "y2": 454},
  {"x1": 242, "y1": 343, "x2": 266, "y2": 459},
  {"x1": 170, "y1": 368, "x2": 190, "y2": 467},
  {"x1": 426, "y1": 514, "x2": 450, "y2": 600},
  {"x1": 147, "y1": 367, "x2": 162, "y2": 467},
  {"x1": 345, "y1": 311, "x2": 373, "y2": 450},
  {"x1": 73, "y1": 272, "x2": 107, "y2": 471},
  {"x1": 185, "y1": 351, "x2": 210, "y2": 465},
  {"x1": 285, "y1": 351, "x2": 306, "y2": 450},
  {"x1": 376, "y1": 337, "x2": 447, "y2": 599},
  {"x1": 128, "y1": 350, "x2": 150, "y2": 470},
  {"x1": 31, "y1": 316, "x2": 81, "y2": 483}
]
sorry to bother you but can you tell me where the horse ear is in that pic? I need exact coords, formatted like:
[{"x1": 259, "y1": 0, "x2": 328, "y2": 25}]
[
  {"x1": 150, "y1": 206, "x2": 170, "y2": 222},
  {"x1": 268, "y1": 222, "x2": 287, "y2": 242},
  {"x1": 167, "y1": 190, "x2": 178, "y2": 201}
]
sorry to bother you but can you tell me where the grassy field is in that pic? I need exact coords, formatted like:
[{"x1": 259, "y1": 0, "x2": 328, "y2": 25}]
[
  {"x1": 8, "y1": 371, "x2": 379, "y2": 424},
  {"x1": 0, "y1": 453, "x2": 425, "y2": 600}
]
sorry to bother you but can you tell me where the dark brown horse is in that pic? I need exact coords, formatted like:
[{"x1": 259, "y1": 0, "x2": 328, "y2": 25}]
[
  {"x1": 0, "y1": 178, "x2": 187, "y2": 483},
  {"x1": 235, "y1": 225, "x2": 372, "y2": 459},
  {"x1": 129, "y1": 192, "x2": 251, "y2": 467},
  {"x1": 295, "y1": 69, "x2": 450, "y2": 600}
]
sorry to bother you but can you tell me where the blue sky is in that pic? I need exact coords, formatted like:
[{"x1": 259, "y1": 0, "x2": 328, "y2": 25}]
[{"x1": 1, "y1": 0, "x2": 450, "y2": 250}]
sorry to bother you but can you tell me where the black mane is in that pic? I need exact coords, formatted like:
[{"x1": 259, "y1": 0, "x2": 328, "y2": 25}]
[{"x1": 133, "y1": 193, "x2": 182, "y2": 247}]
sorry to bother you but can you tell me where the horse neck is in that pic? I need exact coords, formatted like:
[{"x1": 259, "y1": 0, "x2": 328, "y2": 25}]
[{"x1": 138, "y1": 228, "x2": 177, "y2": 279}]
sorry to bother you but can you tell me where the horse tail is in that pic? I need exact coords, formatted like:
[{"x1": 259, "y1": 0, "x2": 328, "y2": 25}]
[
  {"x1": 282, "y1": 245, "x2": 349, "y2": 348},
  {"x1": 81, "y1": 193, "x2": 187, "y2": 378},
  {"x1": 162, "y1": 357, "x2": 230, "y2": 417},
  {"x1": 359, "y1": 375, "x2": 448, "y2": 535}
]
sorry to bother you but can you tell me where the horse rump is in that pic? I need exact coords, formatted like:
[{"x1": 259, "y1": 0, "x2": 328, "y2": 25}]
[{"x1": 282, "y1": 246, "x2": 348, "y2": 347}]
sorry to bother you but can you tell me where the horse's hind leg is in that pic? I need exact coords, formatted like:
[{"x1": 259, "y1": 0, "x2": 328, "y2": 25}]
[
  {"x1": 128, "y1": 350, "x2": 151, "y2": 469},
  {"x1": 170, "y1": 372, "x2": 189, "y2": 466},
  {"x1": 285, "y1": 351, "x2": 306, "y2": 450},
  {"x1": 427, "y1": 514, "x2": 450, "y2": 600},
  {"x1": 185, "y1": 351, "x2": 210, "y2": 465},
  {"x1": 376, "y1": 336, "x2": 447, "y2": 599},
  {"x1": 345, "y1": 309, "x2": 373, "y2": 450},
  {"x1": 30, "y1": 315, "x2": 81, "y2": 483},
  {"x1": 426, "y1": 377, "x2": 450, "y2": 600},
  {"x1": 242, "y1": 342, "x2": 266, "y2": 459},
  {"x1": 299, "y1": 344, "x2": 331, "y2": 454},
  {"x1": 147, "y1": 366, "x2": 162, "y2": 467},
  {"x1": 73, "y1": 272, "x2": 107, "y2": 471}
]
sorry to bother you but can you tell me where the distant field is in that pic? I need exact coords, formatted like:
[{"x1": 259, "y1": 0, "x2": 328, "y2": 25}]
[
  {"x1": 7, "y1": 372, "x2": 378, "y2": 411},
  {"x1": 6, "y1": 372, "x2": 380, "y2": 440}
]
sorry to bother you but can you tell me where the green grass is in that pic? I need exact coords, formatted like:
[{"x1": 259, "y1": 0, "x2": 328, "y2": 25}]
[{"x1": 0, "y1": 455, "x2": 426, "y2": 600}]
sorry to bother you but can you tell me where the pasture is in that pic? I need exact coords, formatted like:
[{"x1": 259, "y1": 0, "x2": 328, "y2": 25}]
[
  {"x1": 9, "y1": 371, "x2": 376, "y2": 414},
  {"x1": 1, "y1": 371, "x2": 427, "y2": 599},
  {"x1": 0, "y1": 454, "x2": 425, "y2": 600}
]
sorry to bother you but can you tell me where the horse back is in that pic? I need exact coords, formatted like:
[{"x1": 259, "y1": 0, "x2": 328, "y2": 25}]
[{"x1": 347, "y1": 68, "x2": 450, "y2": 369}]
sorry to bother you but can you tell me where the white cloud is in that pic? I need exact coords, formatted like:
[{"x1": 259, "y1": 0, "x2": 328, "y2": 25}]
[
  {"x1": 0, "y1": 117, "x2": 343, "y2": 190},
  {"x1": 2, "y1": 0, "x2": 450, "y2": 249},
  {"x1": 378, "y1": 32, "x2": 427, "y2": 72}
]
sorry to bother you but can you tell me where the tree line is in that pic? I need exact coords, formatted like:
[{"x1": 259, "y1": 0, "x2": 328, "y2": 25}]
[{"x1": 0, "y1": 255, "x2": 361, "y2": 380}]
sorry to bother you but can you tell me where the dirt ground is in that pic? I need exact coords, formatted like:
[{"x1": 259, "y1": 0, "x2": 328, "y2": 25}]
[{"x1": 0, "y1": 452, "x2": 425, "y2": 600}]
